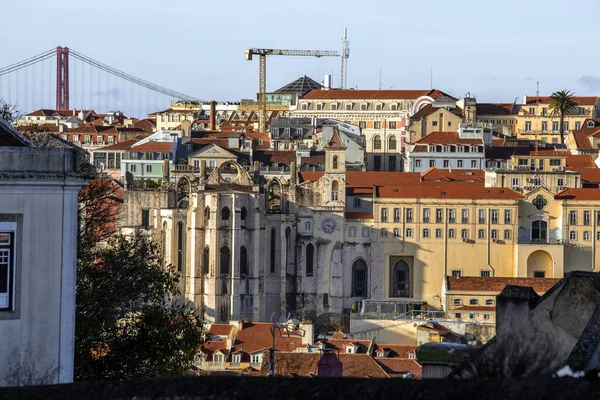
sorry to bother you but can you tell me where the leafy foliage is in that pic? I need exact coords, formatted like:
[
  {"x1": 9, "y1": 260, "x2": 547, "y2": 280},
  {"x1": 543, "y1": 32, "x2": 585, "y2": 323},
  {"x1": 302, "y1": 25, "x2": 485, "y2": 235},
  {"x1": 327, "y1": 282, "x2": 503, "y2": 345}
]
[
  {"x1": 0, "y1": 99, "x2": 22, "y2": 123},
  {"x1": 75, "y1": 232, "x2": 203, "y2": 381},
  {"x1": 548, "y1": 89, "x2": 577, "y2": 144}
]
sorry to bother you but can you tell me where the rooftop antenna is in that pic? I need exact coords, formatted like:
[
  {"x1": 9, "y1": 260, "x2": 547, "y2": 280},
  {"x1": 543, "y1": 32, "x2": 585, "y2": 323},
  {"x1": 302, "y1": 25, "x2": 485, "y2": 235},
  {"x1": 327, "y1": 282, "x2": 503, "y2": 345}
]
[
  {"x1": 430, "y1": 67, "x2": 434, "y2": 89},
  {"x1": 340, "y1": 28, "x2": 350, "y2": 89},
  {"x1": 379, "y1": 67, "x2": 382, "y2": 91}
]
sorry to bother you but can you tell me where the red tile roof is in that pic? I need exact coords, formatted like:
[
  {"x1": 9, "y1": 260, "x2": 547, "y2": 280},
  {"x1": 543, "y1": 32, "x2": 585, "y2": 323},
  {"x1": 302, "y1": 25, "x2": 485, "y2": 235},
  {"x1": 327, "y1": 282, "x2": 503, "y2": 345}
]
[
  {"x1": 420, "y1": 168, "x2": 484, "y2": 182},
  {"x1": 569, "y1": 168, "x2": 600, "y2": 184},
  {"x1": 454, "y1": 305, "x2": 496, "y2": 312},
  {"x1": 446, "y1": 276, "x2": 560, "y2": 293},
  {"x1": 96, "y1": 139, "x2": 137, "y2": 151},
  {"x1": 200, "y1": 341, "x2": 229, "y2": 361},
  {"x1": 271, "y1": 353, "x2": 390, "y2": 378},
  {"x1": 320, "y1": 339, "x2": 373, "y2": 354},
  {"x1": 414, "y1": 131, "x2": 483, "y2": 145},
  {"x1": 209, "y1": 324, "x2": 234, "y2": 337},
  {"x1": 132, "y1": 142, "x2": 173, "y2": 152},
  {"x1": 375, "y1": 358, "x2": 422, "y2": 378},
  {"x1": 572, "y1": 131, "x2": 593, "y2": 150},
  {"x1": 555, "y1": 188, "x2": 600, "y2": 200},
  {"x1": 525, "y1": 96, "x2": 599, "y2": 106},
  {"x1": 230, "y1": 322, "x2": 303, "y2": 354},
  {"x1": 373, "y1": 344, "x2": 417, "y2": 358},
  {"x1": 566, "y1": 154, "x2": 596, "y2": 168},
  {"x1": 253, "y1": 151, "x2": 296, "y2": 165},
  {"x1": 476, "y1": 103, "x2": 515, "y2": 116},
  {"x1": 298, "y1": 171, "x2": 423, "y2": 186},
  {"x1": 529, "y1": 150, "x2": 569, "y2": 157},
  {"x1": 345, "y1": 212, "x2": 374, "y2": 220},
  {"x1": 326, "y1": 129, "x2": 346, "y2": 149},
  {"x1": 303, "y1": 89, "x2": 434, "y2": 100},
  {"x1": 377, "y1": 184, "x2": 523, "y2": 200},
  {"x1": 411, "y1": 103, "x2": 463, "y2": 119}
]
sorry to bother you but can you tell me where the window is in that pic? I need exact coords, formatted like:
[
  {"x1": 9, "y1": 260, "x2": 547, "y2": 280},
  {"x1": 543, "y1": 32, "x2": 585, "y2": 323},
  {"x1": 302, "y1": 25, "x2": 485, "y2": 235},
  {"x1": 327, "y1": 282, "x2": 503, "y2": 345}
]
[
  {"x1": 141, "y1": 209, "x2": 150, "y2": 227},
  {"x1": 130, "y1": 164, "x2": 137, "y2": 172},
  {"x1": 331, "y1": 180, "x2": 339, "y2": 201},
  {"x1": 525, "y1": 121, "x2": 532, "y2": 132},
  {"x1": 374, "y1": 121, "x2": 382, "y2": 129},
  {"x1": 480, "y1": 270, "x2": 491, "y2": 278},
  {"x1": 448, "y1": 209, "x2": 456, "y2": 224},
  {"x1": 584, "y1": 231, "x2": 591, "y2": 241},
  {"x1": 145, "y1": 164, "x2": 153, "y2": 173},
  {"x1": 316, "y1": 103, "x2": 322, "y2": 110},
  {"x1": 534, "y1": 271, "x2": 546, "y2": 278},
  {"x1": 471, "y1": 160, "x2": 477, "y2": 168},
  {"x1": 219, "y1": 246, "x2": 230, "y2": 276},
  {"x1": 542, "y1": 121, "x2": 548, "y2": 132},
  {"x1": 429, "y1": 160, "x2": 435, "y2": 168},
  {"x1": 491, "y1": 209, "x2": 499, "y2": 224},
  {"x1": 491, "y1": 229, "x2": 498, "y2": 239},
  {"x1": 448, "y1": 229, "x2": 455, "y2": 239},
  {"x1": 381, "y1": 228, "x2": 388, "y2": 237},
  {"x1": 240, "y1": 246, "x2": 249, "y2": 276},
  {"x1": 569, "y1": 230, "x2": 577, "y2": 241},
  {"x1": 552, "y1": 121, "x2": 559, "y2": 132},
  {"x1": 532, "y1": 220, "x2": 548, "y2": 241},
  {"x1": 301, "y1": 103, "x2": 308, "y2": 110},
  {"x1": 570, "y1": 210, "x2": 577, "y2": 225},
  {"x1": 394, "y1": 208, "x2": 400, "y2": 223},
  {"x1": 354, "y1": 198, "x2": 361, "y2": 208},
  {"x1": 391, "y1": 103, "x2": 398, "y2": 111},
  {"x1": 202, "y1": 247, "x2": 209, "y2": 275},
  {"x1": 462, "y1": 209, "x2": 469, "y2": 224},
  {"x1": 478, "y1": 229, "x2": 485, "y2": 239},
  {"x1": 358, "y1": 121, "x2": 366, "y2": 129},
  {"x1": 213, "y1": 354, "x2": 223, "y2": 364},
  {"x1": 349, "y1": 227, "x2": 356, "y2": 237},
  {"x1": 584, "y1": 211, "x2": 591, "y2": 225},
  {"x1": 389, "y1": 121, "x2": 397, "y2": 129},
  {"x1": 177, "y1": 222, "x2": 184, "y2": 272},
  {"x1": 332, "y1": 155, "x2": 338, "y2": 169},
  {"x1": 391, "y1": 260, "x2": 410, "y2": 297},
  {"x1": 455, "y1": 313, "x2": 462, "y2": 319},
  {"x1": 479, "y1": 209, "x2": 486, "y2": 224},
  {"x1": 432, "y1": 121, "x2": 438, "y2": 127},
  {"x1": 542, "y1": 107, "x2": 548, "y2": 116},
  {"x1": 503, "y1": 229, "x2": 511, "y2": 240},
  {"x1": 485, "y1": 299, "x2": 494, "y2": 305},
  {"x1": 415, "y1": 159, "x2": 422, "y2": 168},
  {"x1": 381, "y1": 208, "x2": 388, "y2": 222},
  {"x1": 405, "y1": 208, "x2": 413, "y2": 223},
  {"x1": 504, "y1": 210, "x2": 511, "y2": 224},
  {"x1": 436, "y1": 209, "x2": 443, "y2": 223},
  {"x1": 528, "y1": 107, "x2": 535, "y2": 115},
  {"x1": 557, "y1": 178, "x2": 564, "y2": 187},
  {"x1": 360, "y1": 103, "x2": 368, "y2": 111},
  {"x1": 251, "y1": 354, "x2": 262, "y2": 365},
  {"x1": 469, "y1": 313, "x2": 476, "y2": 319},
  {"x1": 331, "y1": 103, "x2": 338, "y2": 111},
  {"x1": 388, "y1": 136, "x2": 397, "y2": 150},
  {"x1": 453, "y1": 298, "x2": 462, "y2": 306},
  {"x1": 564, "y1": 121, "x2": 569, "y2": 131},
  {"x1": 469, "y1": 299, "x2": 479, "y2": 305},
  {"x1": 270, "y1": 228, "x2": 276, "y2": 273},
  {"x1": 423, "y1": 229, "x2": 430, "y2": 238},
  {"x1": 221, "y1": 207, "x2": 230, "y2": 221},
  {"x1": 0, "y1": 226, "x2": 15, "y2": 311},
  {"x1": 362, "y1": 227, "x2": 370, "y2": 237},
  {"x1": 451, "y1": 270, "x2": 462, "y2": 277},
  {"x1": 405, "y1": 228, "x2": 413, "y2": 238},
  {"x1": 373, "y1": 135, "x2": 382, "y2": 150},
  {"x1": 232, "y1": 354, "x2": 241, "y2": 364},
  {"x1": 423, "y1": 208, "x2": 430, "y2": 223},
  {"x1": 575, "y1": 121, "x2": 581, "y2": 130},
  {"x1": 443, "y1": 159, "x2": 450, "y2": 168},
  {"x1": 304, "y1": 221, "x2": 311, "y2": 230},
  {"x1": 457, "y1": 160, "x2": 463, "y2": 168},
  {"x1": 436, "y1": 229, "x2": 442, "y2": 238},
  {"x1": 306, "y1": 243, "x2": 314, "y2": 276},
  {"x1": 461, "y1": 229, "x2": 468, "y2": 239},
  {"x1": 373, "y1": 156, "x2": 381, "y2": 171},
  {"x1": 352, "y1": 259, "x2": 368, "y2": 297}
]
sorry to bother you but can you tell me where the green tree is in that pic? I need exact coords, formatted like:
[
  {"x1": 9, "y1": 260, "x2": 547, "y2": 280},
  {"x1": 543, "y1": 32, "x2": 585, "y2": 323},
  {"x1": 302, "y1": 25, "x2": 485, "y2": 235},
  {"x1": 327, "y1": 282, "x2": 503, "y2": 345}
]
[
  {"x1": 75, "y1": 232, "x2": 203, "y2": 380},
  {"x1": 548, "y1": 89, "x2": 577, "y2": 144}
]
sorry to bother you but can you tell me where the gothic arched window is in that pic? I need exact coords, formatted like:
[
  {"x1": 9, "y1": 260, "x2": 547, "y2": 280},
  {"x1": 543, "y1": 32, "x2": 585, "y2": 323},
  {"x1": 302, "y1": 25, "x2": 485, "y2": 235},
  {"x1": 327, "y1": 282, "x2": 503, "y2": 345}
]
[
  {"x1": 306, "y1": 243, "x2": 314, "y2": 276},
  {"x1": 331, "y1": 180, "x2": 339, "y2": 201},
  {"x1": 333, "y1": 155, "x2": 338, "y2": 169},
  {"x1": 373, "y1": 135, "x2": 382, "y2": 150},
  {"x1": 221, "y1": 207, "x2": 230, "y2": 221},
  {"x1": 388, "y1": 136, "x2": 397, "y2": 150},
  {"x1": 352, "y1": 259, "x2": 368, "y2": 297},
  {"x1": 270, "y1": 228, "x2": 277, "y2": 273},
  {"x1": 202, "y1": 246, "x2": 210, "y2": 275},
  {"x1": 240, "y1": 246, "x2": 248, "y2": 276},
  {"x1": 220, "y1": 246, "x2": 230, "y2": 276},
  {"x1": 177, "y1": 222, "x2": 184, "y2": 272},
  {"x1": 391, "y1": 260, "x2": 410, "y2": 297}
]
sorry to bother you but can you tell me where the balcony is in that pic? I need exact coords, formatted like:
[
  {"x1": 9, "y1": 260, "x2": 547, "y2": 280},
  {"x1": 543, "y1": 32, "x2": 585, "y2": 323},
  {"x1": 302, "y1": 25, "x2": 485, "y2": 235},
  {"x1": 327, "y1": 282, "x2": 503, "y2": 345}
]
[
  {"x1": 517, "y1": 238, "x2": 568, "y2": 245},
  {"x1": 351, "y1": 299, "x2": 428, "y2": 320}
]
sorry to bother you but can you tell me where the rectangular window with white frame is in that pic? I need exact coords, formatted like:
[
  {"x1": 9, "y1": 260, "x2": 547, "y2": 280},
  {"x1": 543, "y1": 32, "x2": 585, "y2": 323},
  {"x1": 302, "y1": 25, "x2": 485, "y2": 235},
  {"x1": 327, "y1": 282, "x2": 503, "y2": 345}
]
[
  {"x1": 478, "y1": 229, "x2": 485, "y2": 239},
  {"x1": 480, "y1": 270, "x2": 491, "y2": 277},
  {"x1": 423, "y1": 228, "x2": 430, "y2": 238},
  {"x1": 451, "y1": 270, "x2": 462, "y2": 277},
  {"x1": 393, "y1": 228, "x2": 399, "y2": 237},
  {"x1": 405, "y1": 228, "x2": 412, "y2": 238},
  {"x1": 394, "y1": 208, "x2": 400, "y2": 223},
  {"x1": 348, "y1": 227, "x2": 356, "y2": 237},
  {"x1": 569, "y1": 230, "x2": 577, "y2": 241},
  {"x1": 583, "y1": 231, "x2": 591, "y2": 241},
  {"x1": 0, "y1": 225, "x2": 15, "y2": 311}
]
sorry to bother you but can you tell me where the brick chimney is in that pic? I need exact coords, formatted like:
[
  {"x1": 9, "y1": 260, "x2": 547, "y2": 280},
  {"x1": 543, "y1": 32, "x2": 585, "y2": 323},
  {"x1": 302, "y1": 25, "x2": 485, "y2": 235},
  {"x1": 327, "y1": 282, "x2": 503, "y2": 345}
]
[{"x1": 210, "y1": 101, "x2": 216, "y2": 131}]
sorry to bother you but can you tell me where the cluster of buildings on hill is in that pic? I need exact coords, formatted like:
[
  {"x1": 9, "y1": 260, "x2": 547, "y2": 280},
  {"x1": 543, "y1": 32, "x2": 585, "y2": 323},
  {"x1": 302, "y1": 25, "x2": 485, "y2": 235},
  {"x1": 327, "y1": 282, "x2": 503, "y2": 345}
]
[{"x1": 4, "y1": 77, "x2": 600, "y2": 383}]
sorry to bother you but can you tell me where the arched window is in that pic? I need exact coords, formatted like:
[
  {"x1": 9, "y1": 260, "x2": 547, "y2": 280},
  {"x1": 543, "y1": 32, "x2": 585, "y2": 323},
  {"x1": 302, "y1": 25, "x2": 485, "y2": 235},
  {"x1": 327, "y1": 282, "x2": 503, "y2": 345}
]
[
  {"x1": 202, "y1": 246, "x2": 210, "y2": 275},
  {"x1": 220, "y1": 246, "x2": 230, "y2": 275},
  {"x1": 388, "y1": 136, "x2": 397, "y2": 150},
  {"x1": 241, "y1": 207, "x2": 247, "y2": 221},
  {"x1": 221, "y1": 207, "x2": 230, "y2": 221},
  {"x1": 332, "y1": 155, "x2": 338, "y2": 169},
  {"x1": 391, "y1": 260, "x2": 410, "y2": 297},
  {"x1": 240, "y1": 246, "x2": 248, "y2": 276},
  {"x1": 352, "y1": 259, "x2": 368, "y2": 297},
  {"x1": 270, "y1": 228, "x2": 277, "y2": 273},
  {"x1": 204, "y1": 207, "x2": 210, "y2": 226},
  {"x1": 373, "y1": 135, "x2": 382, "y2": 150},
  {"x1": 306, "y1": 243, "x2": 314, "y2": 276},
  {"x1": 177, "y1": 222, "x2": 184, "y2": 272},
  {"x1": 268, "y1": 181, "x2": 282, "y2": 212},
  {"x1": 331, "y1": 180, "x2": 339, "y2": 201}
]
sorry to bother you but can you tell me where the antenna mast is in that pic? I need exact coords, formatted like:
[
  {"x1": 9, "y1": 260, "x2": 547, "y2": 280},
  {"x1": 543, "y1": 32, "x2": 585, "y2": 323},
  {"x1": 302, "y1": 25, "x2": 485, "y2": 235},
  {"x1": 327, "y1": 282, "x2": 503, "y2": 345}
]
[{"x1": 340, "y1": 28, "x2": 350, "y2": 89}]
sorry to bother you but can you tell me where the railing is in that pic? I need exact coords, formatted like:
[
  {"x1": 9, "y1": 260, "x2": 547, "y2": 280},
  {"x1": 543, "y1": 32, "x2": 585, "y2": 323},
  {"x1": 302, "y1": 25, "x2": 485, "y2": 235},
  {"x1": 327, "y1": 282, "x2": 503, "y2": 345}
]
[
  {"x1": 351, "y1": 299, "x2": 428, "y2": 320},
  {"x1": 260, "y1": 166, "x2": 290, "y2": 172},
  {"x1": 517, "y1": 238, "x2": 568, "y2": 245},
  {"x1": 299, "y1": 166, "x2": 325, "y2": 171}
]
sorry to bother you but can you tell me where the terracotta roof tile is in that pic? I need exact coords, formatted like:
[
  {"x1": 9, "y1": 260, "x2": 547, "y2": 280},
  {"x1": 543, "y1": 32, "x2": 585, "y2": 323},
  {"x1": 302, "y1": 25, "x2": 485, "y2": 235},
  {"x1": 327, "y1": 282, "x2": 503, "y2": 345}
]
[
  {"x1": 569, "y1": 168, "x2": 600, "y2": 184},
  {"x1": 555, "y1": 188, "x2": 600, "y2": 200},
  {"x1": 132, "y1": 142, "x2": 173, "y2": 152},
  {"x1": 271, "y1": 353, "x2": 390, "y2": 378},
  {"x1": 529, "y1": 150, "x2": 569, "y2": 157},
  {"x1": 230, "y1": 322, "x2": 303, "y2": 354},
  {"x1": 326, "y1": 128, "x2": 346, "y2": 149},
  {"x1": 566, "y1": 154, "x2": 596, "y2": 168},
  {"x1": 96, "y1": 139, "x2": 137, "y2": 151},
  {"x1": 454, "y1": 305, "x2": 496, "y2": 312},
  {"x1": 420, "y1": 168, "x2": 484, "y2": 182},
  {"x1": 345, "y1": 212, "x2": 374, "y2": 219},
  {"x1": 525, "y1": 96, "x2": 599, "y2": 106},
  {"x1": 476, "y1": 103, "x2": 515, "y2": 116},
  {"x1": 303, "y1": 89, "x2": 433, "y2": 100},
  {"x1": 320, "y1": 339, "x2": 373, "y2": 354},
  {"x1": 375, "y1": 358, "x2": 422, "y2": 378},
  {"x1": 572, "y1": 131, "x2": 593, "y2": 150},
  {"x1": 411, "y1": 103, "x2": 463, "y2": 119},
  {"x1": 253, "y1": 151, "x2": 296, "y2": 165},
  {"x1": 377, "y1": 184, "x2": 523, "y2": 200},
  {"x1": 446, "y1": 276, "x2": 560, "y2": 293},
  {"x1": 208, "y1": 324, "x2": 234, "y2": 337},
  {"x1": 373, "y1": 344, "x2": 417, "y2": 358}
]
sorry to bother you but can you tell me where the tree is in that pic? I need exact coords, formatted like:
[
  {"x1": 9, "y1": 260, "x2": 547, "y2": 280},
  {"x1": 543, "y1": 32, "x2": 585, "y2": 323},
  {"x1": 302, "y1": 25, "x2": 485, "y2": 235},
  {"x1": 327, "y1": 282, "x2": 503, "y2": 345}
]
[
  {"x1": 548, "y1": 89, "x2": 577, "y2": 144},
  {"x1": 0, "y1": 99, "x2": 22, "y2": 124},
  {"x1": 75, "y1": 232, "x2": 203, "y2": 380}
]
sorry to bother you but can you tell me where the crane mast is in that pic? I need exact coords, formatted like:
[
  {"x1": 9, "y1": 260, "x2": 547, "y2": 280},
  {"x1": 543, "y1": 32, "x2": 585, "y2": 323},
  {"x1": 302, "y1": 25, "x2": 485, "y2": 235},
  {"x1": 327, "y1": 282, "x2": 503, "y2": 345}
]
[
  {"x1": 245, "y1": 48, "x2": 340, "y2": 132},
  {"x1": 340, "y1": 28, "x2": 350, "y2": 90}
]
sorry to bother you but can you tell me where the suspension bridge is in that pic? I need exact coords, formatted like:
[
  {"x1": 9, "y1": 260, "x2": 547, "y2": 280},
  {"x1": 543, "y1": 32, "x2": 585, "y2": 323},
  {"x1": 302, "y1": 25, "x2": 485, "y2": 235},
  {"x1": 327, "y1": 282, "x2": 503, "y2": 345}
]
[{"x1": 0, "y1": 46, "x2": 205, "y2": 118}]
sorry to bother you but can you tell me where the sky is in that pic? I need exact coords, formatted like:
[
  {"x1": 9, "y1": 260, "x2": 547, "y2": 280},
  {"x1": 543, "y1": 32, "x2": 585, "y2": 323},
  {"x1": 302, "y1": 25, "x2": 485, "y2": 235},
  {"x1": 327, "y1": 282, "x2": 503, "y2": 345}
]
[{"x1": 1, "y1": 0, "x2": 599, "y2": 117}]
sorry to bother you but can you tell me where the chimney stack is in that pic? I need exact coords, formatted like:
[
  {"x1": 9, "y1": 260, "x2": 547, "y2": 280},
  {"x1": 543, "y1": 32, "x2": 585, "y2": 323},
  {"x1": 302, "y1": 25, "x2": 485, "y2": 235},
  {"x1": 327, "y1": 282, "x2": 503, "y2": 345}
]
[
  {"x1": 210, "y1": 101, "x2": 217, "y2": 131},
  {"x1": 290, "y1": 161, "x2": 297, "y2": 186},
  {"x1": 300, "y1": 321, "x2": 314, "y2": 346}
]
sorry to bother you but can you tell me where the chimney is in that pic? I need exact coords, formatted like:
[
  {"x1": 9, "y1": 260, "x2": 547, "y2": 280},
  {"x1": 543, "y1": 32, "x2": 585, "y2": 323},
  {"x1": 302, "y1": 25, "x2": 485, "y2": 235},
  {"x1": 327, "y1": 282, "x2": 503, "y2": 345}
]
[
  {"x1": 210, "y1": 101, "x2": 217, "y2": 131},
  {"x1": 300, "y1": 321, "x2": 314, "y2": 346},
  {"x1": 226, "y1": 338, "x2": 234, "y2": 350}
]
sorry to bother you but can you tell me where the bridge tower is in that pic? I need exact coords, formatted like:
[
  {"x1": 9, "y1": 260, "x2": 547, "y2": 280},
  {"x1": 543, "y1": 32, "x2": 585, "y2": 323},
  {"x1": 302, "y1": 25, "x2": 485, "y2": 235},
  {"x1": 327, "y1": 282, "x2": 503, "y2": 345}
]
[{"x1": 55, "y1": 46, "x2": 69, "y2": 110}]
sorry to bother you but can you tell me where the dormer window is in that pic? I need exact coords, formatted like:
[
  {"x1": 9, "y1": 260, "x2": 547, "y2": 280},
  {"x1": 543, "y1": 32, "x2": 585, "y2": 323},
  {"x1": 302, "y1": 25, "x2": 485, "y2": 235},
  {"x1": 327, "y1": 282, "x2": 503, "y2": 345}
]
[
  {"x1": 331, "y1": 103, "x2": 338, "y2": 111},
  {"x1": 391, "y1": 103, "x2": 398, "y2": 111},
  {"x1": 408, "y1": 352, "x2": 416, "y2": 360},
  {"x1": 588, "y1": 120, "x2": 595, "y2": 128},
  {"x1": 360, "y1": 103, "x2": 368, "y2": 111},
  {"x1": 345, "y1": 103, "x2": 353, "y2": 111},
  {"x1": 301, "y1": 103, "x2": 308, "y2": 110},
  {"x1": 232, "y1": 354, "x2": 241, "y2": 364},
  {"x1": 345, "y1": 344, "x2": 358, "y2": 354},
  {"x1": 428, "y1": 145, "x2": 435, "y2": 152},
  {"x1": 213, "y1": 353, "x2": 223, "y2": 364},
  {"x1": 316, "y1": 103, "x2": 323, "y2": 111},
  {"x1": 375, "y1": 102, "x2": 383, "y2": 111}
]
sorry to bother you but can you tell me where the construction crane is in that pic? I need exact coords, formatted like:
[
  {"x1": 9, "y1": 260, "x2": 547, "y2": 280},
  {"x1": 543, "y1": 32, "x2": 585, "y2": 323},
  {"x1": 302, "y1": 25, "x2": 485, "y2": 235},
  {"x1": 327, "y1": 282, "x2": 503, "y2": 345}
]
[
  {"x1": 245, "y1": 48, "x2": 340, "y2": 132},
  {"x1": 340, "y1": 28, "x2": 350, "y2": 90}
]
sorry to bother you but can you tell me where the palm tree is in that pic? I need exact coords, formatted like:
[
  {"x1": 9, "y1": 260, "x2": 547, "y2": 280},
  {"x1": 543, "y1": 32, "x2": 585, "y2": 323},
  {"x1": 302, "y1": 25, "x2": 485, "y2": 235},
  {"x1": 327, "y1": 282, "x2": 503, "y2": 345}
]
[{"x1": 548, "y1": 90, "x2": 577, "y2": 144}]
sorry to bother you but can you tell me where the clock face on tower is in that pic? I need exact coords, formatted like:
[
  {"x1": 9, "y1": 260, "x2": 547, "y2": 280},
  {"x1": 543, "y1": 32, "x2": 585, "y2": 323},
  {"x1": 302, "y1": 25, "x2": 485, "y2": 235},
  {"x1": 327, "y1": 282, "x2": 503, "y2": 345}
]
[{"x1": 322, "y1": 218, "x2": 336, "y2": 234}]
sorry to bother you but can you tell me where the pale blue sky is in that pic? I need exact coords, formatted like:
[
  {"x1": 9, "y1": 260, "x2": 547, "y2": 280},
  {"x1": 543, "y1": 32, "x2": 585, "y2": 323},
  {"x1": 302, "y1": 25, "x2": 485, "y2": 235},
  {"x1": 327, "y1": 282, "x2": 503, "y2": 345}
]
[{"x1": 1, "y1": 0, "x2": 599, "y2": 115}]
